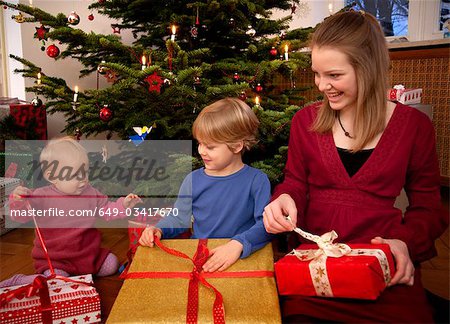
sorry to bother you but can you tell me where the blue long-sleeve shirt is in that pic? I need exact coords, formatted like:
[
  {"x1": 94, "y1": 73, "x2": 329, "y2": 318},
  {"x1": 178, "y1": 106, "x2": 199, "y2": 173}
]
[{"x1": 156, "y1": 165, "x2": 272, "y2": 258}]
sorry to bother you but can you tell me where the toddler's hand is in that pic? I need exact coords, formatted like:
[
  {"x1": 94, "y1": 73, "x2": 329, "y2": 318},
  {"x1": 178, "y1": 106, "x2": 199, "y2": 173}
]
[
  {"x1": 202, "y1": 240, "x2": 243, "y2": 272},
  {"x1": 123, "y1": 193, "x2": 143, "y2": 209},
  {"x1": 139, "y1": 226, "x2": 162, "y2": 247},
  {"x1": 11, "y1": 186, "x2": 32, "y2": 202}
]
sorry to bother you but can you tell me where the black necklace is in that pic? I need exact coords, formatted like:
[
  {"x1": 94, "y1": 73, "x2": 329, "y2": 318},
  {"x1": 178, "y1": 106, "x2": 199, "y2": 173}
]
[{"x1": 337, "y1": 113, "x2": 353, "y2": 138}]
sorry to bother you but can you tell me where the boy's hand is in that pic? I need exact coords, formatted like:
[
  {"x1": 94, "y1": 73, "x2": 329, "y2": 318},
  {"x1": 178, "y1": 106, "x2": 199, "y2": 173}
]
[
  {"x1": 202, "y1": 240, "x2": 243, "y2": 272},
  {"x1": 11, "y1": 186, "x2": 32, "y2": 201},
  {"x1": 139, "y1": 226, "x2": 162, "y2": 247},
  {"x1": 123, "y1": 193, "x2": 143, "y2": 209}
]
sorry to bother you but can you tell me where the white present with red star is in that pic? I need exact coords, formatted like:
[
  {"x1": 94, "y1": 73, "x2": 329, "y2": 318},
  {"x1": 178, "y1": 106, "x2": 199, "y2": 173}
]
[{"x1": 0, "y1": 274, "x2": 101, "y2": 324}]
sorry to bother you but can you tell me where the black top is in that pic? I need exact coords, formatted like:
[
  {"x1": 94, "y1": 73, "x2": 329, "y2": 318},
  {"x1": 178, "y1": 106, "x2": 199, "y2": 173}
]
[{"x1": 336, "y1": 147, "x2": 374, "y2": 177}]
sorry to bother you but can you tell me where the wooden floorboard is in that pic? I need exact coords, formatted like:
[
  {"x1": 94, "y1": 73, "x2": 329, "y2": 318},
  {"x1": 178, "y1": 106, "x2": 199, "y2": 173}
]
[{"x1": 0, "y1": 188, "x2": 449, "y2": 322}]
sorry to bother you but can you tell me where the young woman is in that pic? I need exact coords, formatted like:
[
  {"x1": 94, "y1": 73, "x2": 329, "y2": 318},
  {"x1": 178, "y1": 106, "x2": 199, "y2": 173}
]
[{"x1": 263, "y1": 10, "x2": 447, "y2": 322}]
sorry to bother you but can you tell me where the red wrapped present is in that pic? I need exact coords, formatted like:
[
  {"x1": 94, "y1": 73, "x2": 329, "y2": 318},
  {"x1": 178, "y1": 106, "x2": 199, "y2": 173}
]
[
  {"x1": 387, "y1": 84, "x2": 422, "y2": 105},
  {"x1": 274, "y1": 222, "x2": 395, "y2": 300},
  {"x1": 9, "y1": 103, "x2": 47, "y2": 140},
  {"x1": 0, "y1": 274, "x2": 101, "y2": 324}
]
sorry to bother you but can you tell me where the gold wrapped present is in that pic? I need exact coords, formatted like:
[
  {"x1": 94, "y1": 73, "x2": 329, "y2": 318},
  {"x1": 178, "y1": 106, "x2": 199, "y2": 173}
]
[{"x1": 107, "y1": 239, "x2": 281, "y2": 323}]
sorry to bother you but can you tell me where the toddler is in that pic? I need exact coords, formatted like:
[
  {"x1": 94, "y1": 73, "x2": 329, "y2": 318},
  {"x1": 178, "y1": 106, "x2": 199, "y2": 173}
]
[{"x1": 0, "y1": 137, "x2": 141, "y2": 287}]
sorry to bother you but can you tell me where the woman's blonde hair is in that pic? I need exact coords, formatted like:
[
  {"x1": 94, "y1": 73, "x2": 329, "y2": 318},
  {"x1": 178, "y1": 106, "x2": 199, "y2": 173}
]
[
  {"x1": 309, "y1": 10, "x2": 390, "y2": 151},
  {"x1": 192, "y1": 98, "x2": 259, "y2": 152}
]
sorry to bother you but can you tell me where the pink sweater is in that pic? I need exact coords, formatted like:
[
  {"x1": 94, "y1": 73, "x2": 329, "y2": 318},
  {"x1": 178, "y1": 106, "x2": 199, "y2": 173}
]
[{"x1": 10, "y1": 184, "x2": 125, "y2": 275}]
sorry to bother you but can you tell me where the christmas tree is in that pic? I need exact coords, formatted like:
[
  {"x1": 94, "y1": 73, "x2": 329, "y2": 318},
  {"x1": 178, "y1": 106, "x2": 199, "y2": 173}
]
[{"x1": 0, "y1": 0, "x2": 325, "y2": 184}]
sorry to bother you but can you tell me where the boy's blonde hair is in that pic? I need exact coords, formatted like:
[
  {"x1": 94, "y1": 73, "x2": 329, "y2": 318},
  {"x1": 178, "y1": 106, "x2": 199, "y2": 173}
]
[
  {"x1": 309, "y1": 10, "x2": 390, "y2": 152},
  {"x1": 192, "y1": 98, "x2": 259, "y2": 152}
]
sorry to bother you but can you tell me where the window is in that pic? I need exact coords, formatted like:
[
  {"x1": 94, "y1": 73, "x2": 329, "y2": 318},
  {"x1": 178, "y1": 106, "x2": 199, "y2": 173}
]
[
  {"x1": 346, "y1": 0, "x2": 409, "y2": 37},
  {"x1": 441, "y1": 0, "x2": 450, "y2": 30},
  {"x1": 344, "y1": 0, "x2": 445, "y2": 41}
]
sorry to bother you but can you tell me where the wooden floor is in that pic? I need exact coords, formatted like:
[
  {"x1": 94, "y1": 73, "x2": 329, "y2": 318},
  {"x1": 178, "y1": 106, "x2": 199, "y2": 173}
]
[{"x1": 1, "y1": 187, "x2": 449, "y2": 323}]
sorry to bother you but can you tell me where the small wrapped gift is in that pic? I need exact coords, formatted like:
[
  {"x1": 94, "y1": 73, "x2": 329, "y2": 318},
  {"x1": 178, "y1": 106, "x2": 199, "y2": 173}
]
[
  {"x1": 274, "y1": 220, "x2": 395, "y2": 300},
  {"x1": 0, "y1": 177, "x2": 20, "y2": 207},
  {"x1": 4, "y1": 103, "x2": 47, "y2": 140},
  {"x1": 108, "y1": 238, "x2": 281, "y2": 323},
  {"x1": 387, "y1": 84, "x2": 422, "y2": 105},
  {"x1": 0, "y1": 274, "x2": 101, "y2": 324}
]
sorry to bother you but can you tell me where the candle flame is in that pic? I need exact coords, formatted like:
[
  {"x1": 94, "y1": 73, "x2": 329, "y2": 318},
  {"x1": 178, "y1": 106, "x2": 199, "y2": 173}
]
[
  {"x1": 74, "y1": 86, "x2": 79, "y2": 93},
  {"x1": 142, "y1": 55, "x2": 146, "y2": 65},
  {"x1": 284, "y1": 44, "x2": 289, "y2": 53},
  {"x1": 255, "y1": 96, "x2": 260, "y2": 105},
  {"x1": 171, "y1": 25, "x2": 176, "y2": 35}
]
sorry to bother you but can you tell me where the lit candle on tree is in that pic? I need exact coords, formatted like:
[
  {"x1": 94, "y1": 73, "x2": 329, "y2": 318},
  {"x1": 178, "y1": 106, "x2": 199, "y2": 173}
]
[
  {"x1": 284, "y1": 44, "x2": 289, "y2": 61},
  {"x1": 141, "y1": 55, "x2": 146, "y2": 70},
  {"x1": 171, "y1": 25, "x2": 176, "y2": 41},
  {"x1": 37, "y1": 72, "x2": 41, "y2": 85},
  {"x1": 73, "y1": 86, "x2": 79, "y2": 102},
  {"x1": 255, "y1": 96, "x2": 260, "y2": 106}
]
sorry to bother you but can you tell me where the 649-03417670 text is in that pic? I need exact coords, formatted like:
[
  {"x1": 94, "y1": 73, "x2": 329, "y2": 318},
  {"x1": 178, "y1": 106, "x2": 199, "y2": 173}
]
[{"x1": 9, "y1": 207, "x2": 179, "y2": 219}]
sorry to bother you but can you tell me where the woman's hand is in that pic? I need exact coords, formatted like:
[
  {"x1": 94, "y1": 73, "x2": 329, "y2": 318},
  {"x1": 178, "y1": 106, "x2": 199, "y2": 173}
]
[
  {"x1": 371, "y1": 236, "x2": 415, "y2": 287},
  {"x1": 202, "y1": 240, "x2": 243, "y2": 272},
  {"x1": 138, "y1": 226, "x2": 162, "y2": 247},
  {"x1": 263, "y1": 194, "x2": 297, "y2": 234}
]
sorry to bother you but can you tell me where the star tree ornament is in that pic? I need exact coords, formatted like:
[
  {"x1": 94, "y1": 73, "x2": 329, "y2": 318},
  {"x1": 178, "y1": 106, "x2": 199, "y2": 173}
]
[
  {"x1": 99, "y1": 105, "x2": 113, "y2": 122},
  {"x1": 34, "y1": 25, "x2": 49, "y2": 41},
  {"x1": 67, "y1": 11, "x2": 80, "y2": 25},
  {"x1": 145, "y1": 72, "x2": 164, "y2": 93}
]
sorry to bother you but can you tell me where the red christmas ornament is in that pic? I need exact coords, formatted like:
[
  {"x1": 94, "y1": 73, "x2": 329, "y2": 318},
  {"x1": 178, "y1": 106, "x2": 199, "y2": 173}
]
[
  {"x1": 145, "y1": 72, "x2": 164, "y2": 93},
  {"x1": 99, "y1": 105, "x2": 113, "y2": 122},
  {"x1": 88, "y1": 14, "x2": 94, "y2": 21},
  {"x1": 233, "y1": 72, "x2": 240, "y2": 83},
  {"x1": 46, "y1": 44, "x2": 60, "y2": 58},
  {"x1": 34, "y1": 25, "x2": 50, "y2": 41},
  {"x1": 269, "y1": 47, "x2": 277, "y2": 57},
  {"x1": 255, "y1": 83, "x2": 263, "y2": 93},
  {"x1": 238, "y1": 91, "x2": 247, "y2": 101}
]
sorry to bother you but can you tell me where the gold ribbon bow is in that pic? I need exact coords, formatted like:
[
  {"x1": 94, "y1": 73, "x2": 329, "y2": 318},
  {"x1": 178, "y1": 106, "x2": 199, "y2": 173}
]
[{"x1": 286, "y1": 216, "x2": 351, "y2": 260}]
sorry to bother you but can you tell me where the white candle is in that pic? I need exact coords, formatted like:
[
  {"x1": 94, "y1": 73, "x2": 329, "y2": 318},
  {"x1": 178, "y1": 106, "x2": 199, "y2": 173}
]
[
  {"x1": 141, "y1": 55, "x2": 146, "y2": 70},
  {"x1": 255, "y1": 96, "x2": 260, "y2": 106},
  {"x1": 284, "y1": 44, "x2": 289, "y2": 61},
  {"x1": 171, "y1": 25, "x2": 176, "y2": 41},
  {"x1": 37, "y1": 72, "x2": 41, "y2": 85},
  {"x1": 73, "y1": 86, "x2": 79, "y2": 102}
]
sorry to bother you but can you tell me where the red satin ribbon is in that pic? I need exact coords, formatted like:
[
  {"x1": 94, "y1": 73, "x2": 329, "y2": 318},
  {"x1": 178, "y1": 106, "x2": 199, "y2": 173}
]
[
  {"x1": 121, "y1": 237, "x2": 274, "y2": 324},
  {"x1": 0, "y1": 201, "x2": 92, "y2": 323}
]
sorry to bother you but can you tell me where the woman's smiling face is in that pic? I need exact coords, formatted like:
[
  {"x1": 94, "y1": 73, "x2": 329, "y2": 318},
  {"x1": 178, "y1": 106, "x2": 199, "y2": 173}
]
[{"x1": 311, "y1": 46, "x2": 358, "y2": 113}]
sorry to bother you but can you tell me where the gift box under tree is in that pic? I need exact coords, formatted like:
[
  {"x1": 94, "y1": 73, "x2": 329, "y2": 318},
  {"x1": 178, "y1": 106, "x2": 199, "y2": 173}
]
[
  {"x1": 108, "y1": 238, "x2": 281, "y2": 323},
  {"x1": 274, "y1": 224, "x2": 395, "y2": 300},
  {"x1": 0, "y1": 177, "x2": 20, "y2": 236},
  {"x1": 0, "y1": 274, "x2": 101, "y2": 324}
]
